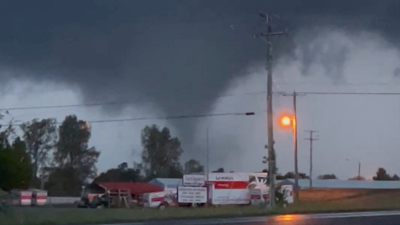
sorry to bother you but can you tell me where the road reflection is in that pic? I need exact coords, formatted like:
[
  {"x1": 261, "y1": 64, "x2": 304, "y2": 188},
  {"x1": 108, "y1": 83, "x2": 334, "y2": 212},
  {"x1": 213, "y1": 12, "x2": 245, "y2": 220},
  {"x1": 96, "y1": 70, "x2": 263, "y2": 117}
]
[
  {"x1": 275, "y1": 214, "x2": 307, "y2": 221},
  {"x1": 265, "y1": 214, "x2": 309, "y2": 224}
]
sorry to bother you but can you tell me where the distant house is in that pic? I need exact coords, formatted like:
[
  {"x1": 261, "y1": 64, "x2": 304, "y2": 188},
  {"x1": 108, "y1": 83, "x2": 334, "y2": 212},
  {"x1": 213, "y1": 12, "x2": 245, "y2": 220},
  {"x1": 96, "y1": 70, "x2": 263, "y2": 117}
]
[
  {"x1": 148, "y1": 178, "x2": 182, "y2": 192},
  {"x1": 280, "y1": 179, "x2": 400, "y2": 189}
]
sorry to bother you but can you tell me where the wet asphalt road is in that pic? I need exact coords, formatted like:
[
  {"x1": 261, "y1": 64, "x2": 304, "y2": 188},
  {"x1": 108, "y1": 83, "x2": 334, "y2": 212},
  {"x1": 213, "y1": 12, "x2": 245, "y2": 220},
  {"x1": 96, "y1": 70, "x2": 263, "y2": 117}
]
[{"x1": 110, "y1": 211, "x2": 400, "y2": 225}]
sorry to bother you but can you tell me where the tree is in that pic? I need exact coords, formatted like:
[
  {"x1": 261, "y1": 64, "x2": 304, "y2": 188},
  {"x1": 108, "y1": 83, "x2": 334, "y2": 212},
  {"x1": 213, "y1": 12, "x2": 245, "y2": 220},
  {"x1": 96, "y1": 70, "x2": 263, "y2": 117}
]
[
  {"x1": 212, "y1": 168, "x2": 224, "y2": 173},
  {"x1": 0, "y1": 137, "x2": 32, "y2": 191},
  {"x1": 349, "y1": 176, "x2": 365, "y2": 180},
  {"x1": 20, "y1": 118, "x2": 57, "y2": 187},
  {"x1": 317, "y1": 174, "x2": 337, "y2": 180},
  {"x1": 183, "y1": 159, "x2": 204, "y2": 174},
  {"x1": 276, "y1": 172, "x2": 309, "y2": 180},
  {"x1": 51, "y1": 115, "x2": 100, "y2": 195},
  {"x1": 373, "y1": 168, "x2": 398, "y2": 181},
  {"x1": 94, "y1": 162, "x2": 142, "y2": 183},
  {"x1": 0, "y1": 126, "x2": 10, "y2": 149},
  {"x1": 0, "y1": 111, "x2": 16, "y2": 148},
  {"x1": 140, "y1": 125, "x2": 183, "y2": 180}
]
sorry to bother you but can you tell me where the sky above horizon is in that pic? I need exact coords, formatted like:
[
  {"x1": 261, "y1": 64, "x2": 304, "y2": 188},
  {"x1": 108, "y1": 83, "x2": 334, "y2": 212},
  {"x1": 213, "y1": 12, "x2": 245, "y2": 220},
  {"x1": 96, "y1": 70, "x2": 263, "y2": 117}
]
[{"x1": 1, "y1": 1, "x2": 400, "y2": 180}]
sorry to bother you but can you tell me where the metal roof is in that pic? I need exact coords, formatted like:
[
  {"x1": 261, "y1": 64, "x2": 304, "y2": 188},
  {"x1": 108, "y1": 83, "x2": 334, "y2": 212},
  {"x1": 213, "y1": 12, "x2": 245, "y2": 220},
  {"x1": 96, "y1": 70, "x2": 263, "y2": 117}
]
[
  {"x1": 97, "y1": 182, "x2": 163, "y2": 195},
  {"x1": 283, "y1": 179, "x2": 400, "y2": 189}
]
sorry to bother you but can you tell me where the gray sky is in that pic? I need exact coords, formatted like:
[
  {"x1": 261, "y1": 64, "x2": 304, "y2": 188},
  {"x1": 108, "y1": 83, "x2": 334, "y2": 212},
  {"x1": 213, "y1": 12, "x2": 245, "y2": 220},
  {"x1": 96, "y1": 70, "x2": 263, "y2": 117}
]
[{"x1": 0, "y1": 1, "x2": 400, "y2": 179}]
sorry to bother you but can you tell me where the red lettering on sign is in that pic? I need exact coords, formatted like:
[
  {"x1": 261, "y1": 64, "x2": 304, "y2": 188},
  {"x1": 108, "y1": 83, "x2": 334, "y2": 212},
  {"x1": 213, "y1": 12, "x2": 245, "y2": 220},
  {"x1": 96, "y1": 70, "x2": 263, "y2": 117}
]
[
  {"x1": 151, "y1": 197, "x2": 164, "y2": 202},
  {"x1": 20, "y1": 196, "x2": 31, "y2": 200},
  {"x1": 213, "y1": 181, "x2": 248, "y2": 189},
  {"x1": 250, "y1": 195, "x2": 261, "y2": 199}
]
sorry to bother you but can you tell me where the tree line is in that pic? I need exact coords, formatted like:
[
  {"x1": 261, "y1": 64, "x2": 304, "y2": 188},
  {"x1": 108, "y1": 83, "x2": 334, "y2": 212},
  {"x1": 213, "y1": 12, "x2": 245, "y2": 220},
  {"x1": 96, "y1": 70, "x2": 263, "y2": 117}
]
[
  {"x1": 0, "y1": 114, "x2": 100, "y2": 196},
  {"x1": 289, "y1": 168, "x2": 399, "y2": 181},
  {"x1": 3, "y1": 111, "x2": 398, "y2": 196},
  {"x1": 1, "y1": 116, "x2": 206, "y2": 195}
]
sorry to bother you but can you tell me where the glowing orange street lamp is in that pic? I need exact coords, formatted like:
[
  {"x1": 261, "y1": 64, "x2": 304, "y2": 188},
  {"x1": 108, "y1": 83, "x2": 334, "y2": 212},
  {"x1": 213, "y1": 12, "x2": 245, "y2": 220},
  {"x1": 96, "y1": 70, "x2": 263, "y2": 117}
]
[
  {"x1": 278, "y1": 113, "x2": 299, "y2": 201},
  {"x1": 281, "y1": 116, "x2": 291, "y2": 127},
  {"x1": 279, "y1": 115, "x2": 295, "y2": 129}
]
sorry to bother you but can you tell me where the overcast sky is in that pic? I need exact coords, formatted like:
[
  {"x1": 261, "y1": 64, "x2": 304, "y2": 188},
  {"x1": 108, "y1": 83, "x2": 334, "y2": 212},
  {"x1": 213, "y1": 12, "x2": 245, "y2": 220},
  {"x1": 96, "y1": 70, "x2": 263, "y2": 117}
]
[{"x1": 0, "y1": 1, "x2": 400, "y2": 180}]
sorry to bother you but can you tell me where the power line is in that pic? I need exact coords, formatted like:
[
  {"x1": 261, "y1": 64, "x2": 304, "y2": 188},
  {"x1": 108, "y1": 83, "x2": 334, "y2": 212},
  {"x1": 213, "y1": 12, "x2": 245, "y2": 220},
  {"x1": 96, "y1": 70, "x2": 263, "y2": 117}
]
[
  {"x1": 2, "y1": 91, "x2": 400, "y2": 112},
  {"x1": 0, "y1": 111, "x2": 256, "y2": 127},
  {"x1": 6, "y1": 81, "x2": 399, "y2": 99},
  {"x1": 275, "y1": 81, "x2": 400, "y2": 86},
  {"x1": 275, "y1": 91, "x2": 400, "y2": 96},
  {"x1": 0, "y1": 91, "x2": 264, "y2": 112}
]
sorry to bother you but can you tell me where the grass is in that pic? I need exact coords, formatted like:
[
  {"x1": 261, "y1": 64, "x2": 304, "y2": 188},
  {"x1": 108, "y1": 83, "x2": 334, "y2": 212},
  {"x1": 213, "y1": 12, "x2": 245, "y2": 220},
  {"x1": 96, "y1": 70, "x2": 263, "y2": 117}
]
[
  {"x1": 1, "y1": 206, "x2": 279, "y2": 225},
  {"x1": 0, "y1": 189, "x2": 7, "y2": 197},
  {"x1": 2, "y1": 189, "x2": 400, "y2": 225}
]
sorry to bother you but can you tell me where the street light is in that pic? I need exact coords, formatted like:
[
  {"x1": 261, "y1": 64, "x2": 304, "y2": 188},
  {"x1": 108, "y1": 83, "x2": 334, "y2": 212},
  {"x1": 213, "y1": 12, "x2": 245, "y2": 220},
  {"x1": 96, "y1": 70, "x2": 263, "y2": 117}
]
[
  {"x1": 346, "y1": 159, "x2": 361, "y2": 179},
  {"x1": 278, "y1": 113, "x2": 299, "y2": 201},
  {"x1": 280, "y1": 115, "x2": 294, "y2": 128},
  {"x1": 281, "y1": 116, "x2": 291, "y2": 126}
]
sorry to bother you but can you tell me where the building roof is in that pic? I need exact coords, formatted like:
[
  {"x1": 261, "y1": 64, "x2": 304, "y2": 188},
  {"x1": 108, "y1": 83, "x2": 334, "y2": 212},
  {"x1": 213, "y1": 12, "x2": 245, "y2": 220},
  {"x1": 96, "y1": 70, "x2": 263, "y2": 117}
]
[
  {"x1": 283, "y1": 179, "x2": 400, "y2": 189},
  {"x1": 97, "y1": 182, "x2": 163, "y2": 195}
]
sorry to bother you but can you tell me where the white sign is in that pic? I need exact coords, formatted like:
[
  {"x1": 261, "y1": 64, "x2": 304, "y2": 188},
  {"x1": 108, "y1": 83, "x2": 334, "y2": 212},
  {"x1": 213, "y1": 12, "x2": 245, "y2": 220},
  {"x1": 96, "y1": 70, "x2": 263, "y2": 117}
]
[
  {"x1": 183, "y1": 174, "x2": 205, "y2": 186},
  {"x1": 177, "y1": 186, "x2": 207, "y2": 203}
]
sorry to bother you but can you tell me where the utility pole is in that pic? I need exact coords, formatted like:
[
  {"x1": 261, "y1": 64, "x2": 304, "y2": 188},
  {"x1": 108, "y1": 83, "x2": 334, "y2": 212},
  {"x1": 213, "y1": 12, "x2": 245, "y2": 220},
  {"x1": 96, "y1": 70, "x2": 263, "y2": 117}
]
[
  {"x1": 40, "y1": 174, "x2": 44, "y2": 190},
  {"x1": 304, "y1": 130, "x2": 318, "y2": 189},
  {"x1": 206, "y1": 128, "x2": 209, "y2": 180},
  {"x1": 282, "y1": 91, "x2": 305, "y2": 202},
  {"x1": 255, "y1": 13, "x2": 288, "y2": 209}
]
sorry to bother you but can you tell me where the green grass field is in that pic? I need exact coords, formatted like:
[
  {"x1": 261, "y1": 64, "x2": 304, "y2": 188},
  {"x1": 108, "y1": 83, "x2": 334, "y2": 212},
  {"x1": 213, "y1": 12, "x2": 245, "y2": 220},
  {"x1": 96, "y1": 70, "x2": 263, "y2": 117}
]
[{"x1": 2, "y1": 189, "x2": 400, "y2": 225}]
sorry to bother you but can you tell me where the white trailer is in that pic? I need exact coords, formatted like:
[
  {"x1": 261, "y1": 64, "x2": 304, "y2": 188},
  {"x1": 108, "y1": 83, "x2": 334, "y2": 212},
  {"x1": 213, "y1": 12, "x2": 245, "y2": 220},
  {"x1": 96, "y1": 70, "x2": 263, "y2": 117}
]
[
  {"x1": 142, "y1": 191, "x2": 176, "y2": 209},
  {"x1": 207, "y1": 173, "x2": 250, "y2": 205}
]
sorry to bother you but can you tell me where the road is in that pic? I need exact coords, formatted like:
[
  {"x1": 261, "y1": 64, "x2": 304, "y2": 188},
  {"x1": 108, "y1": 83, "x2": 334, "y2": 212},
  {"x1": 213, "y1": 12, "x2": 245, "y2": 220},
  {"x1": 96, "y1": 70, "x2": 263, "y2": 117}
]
[{"x1": 105, "y1": 211, "x2": 400, "y2": 225}]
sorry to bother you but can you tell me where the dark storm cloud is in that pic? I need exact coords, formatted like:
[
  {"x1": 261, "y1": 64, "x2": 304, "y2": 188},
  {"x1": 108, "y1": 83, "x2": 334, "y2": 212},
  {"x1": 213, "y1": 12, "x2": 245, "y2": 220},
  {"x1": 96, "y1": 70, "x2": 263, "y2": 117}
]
[
  {"x1": 395, "y1": 68, "x2": 400, "y2": 77},
  {"x1": 0, "y1": 0, "x2": 399, "y2": 146},
  {"x1": 294, "y1": 29, "x2": 351, "y2": 79}
]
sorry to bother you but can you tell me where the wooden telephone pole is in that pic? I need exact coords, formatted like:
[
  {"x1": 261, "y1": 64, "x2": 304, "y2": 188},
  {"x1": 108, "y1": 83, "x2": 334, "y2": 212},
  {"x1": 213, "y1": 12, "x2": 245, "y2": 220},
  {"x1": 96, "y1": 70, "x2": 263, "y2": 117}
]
[
  {"x1": 305, "y1": 130, "x2": 318, "y2": 189},
  {"x1": 255, "y1": 13, "x2": 288, "y2": 209},
  {"x1": 282, "y1": 91, "x2": 304, "y2": 201}
]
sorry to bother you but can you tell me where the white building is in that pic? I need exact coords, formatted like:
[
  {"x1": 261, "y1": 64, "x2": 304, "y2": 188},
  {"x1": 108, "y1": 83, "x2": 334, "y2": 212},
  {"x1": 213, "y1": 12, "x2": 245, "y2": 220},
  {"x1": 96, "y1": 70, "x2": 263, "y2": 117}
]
[
  {"x1": 281, "y1": 179, "x2": 400, "y2": 189},
  {"x1": 148, "y1": 178, "x2": 182, "y2": 193}
]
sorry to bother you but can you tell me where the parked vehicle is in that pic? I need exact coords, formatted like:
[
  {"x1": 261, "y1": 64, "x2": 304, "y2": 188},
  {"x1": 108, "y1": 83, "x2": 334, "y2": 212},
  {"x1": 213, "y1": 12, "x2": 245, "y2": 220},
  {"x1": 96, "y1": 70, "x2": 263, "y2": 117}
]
[{"x1": 142, "y1": 191, "x2": 177, "y2": 210}]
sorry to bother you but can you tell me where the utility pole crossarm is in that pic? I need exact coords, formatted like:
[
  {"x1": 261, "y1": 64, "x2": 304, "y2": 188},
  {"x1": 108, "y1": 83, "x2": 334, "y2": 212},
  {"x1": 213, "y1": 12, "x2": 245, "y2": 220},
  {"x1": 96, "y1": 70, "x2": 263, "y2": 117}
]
[
  {"x1": 271, "y1": 31, "x2": 288, "y2": 36},
  {"x1": 282, "y1": 92, "x2": 306, "y2": 97},
  {"x1": 255, "y1": 31, "x2": 287, "y2": 37},
  {"x1": 304, "y1": 130, "x2": 319, "y2": 141}
]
